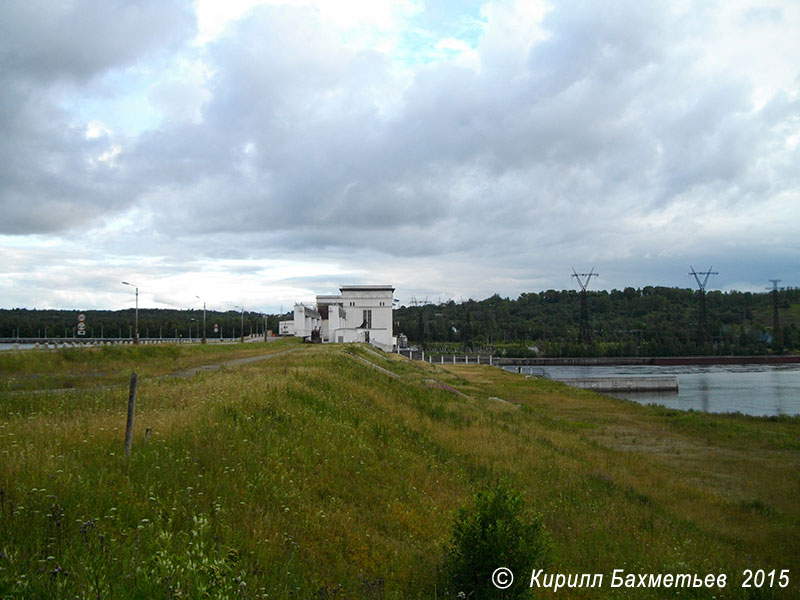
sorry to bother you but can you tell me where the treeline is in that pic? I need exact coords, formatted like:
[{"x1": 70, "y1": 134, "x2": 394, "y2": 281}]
[
  {"x1": 0, "y1": 308, "x2": 292, "y2": 341},
  {"x1": 394, "y1": 286, "x2": 800, "y2": 357}
]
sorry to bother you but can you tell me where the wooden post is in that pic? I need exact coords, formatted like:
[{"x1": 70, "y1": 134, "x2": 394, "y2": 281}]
[{"x1": 124, "y1": 372, "x2": 137, "y2": 456}]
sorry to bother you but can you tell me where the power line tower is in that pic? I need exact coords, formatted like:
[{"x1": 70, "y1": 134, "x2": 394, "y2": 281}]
[
  {"x1": 689, "y1": 266, "x2": 718, "y2": 345},
  {"x1": 767, "y1": 279, "x2": 782, "y2": 349},
  {"x1": 572, "y1": 267, "x2": 598, "y2": 344}
]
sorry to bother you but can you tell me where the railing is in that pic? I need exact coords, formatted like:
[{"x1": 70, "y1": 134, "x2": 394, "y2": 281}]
[{"x1": 398, "y1": 349, "x2": 496, "y2": 365}]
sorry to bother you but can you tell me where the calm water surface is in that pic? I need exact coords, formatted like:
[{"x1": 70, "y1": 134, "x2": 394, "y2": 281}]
[{"x1": 508, "y1": 364, "x2": 800, "y2": 417}]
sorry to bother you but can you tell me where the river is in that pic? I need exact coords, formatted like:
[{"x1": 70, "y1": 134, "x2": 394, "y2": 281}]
[{"x1": 506, "y1": 364, "x2": 800, "y2": 417}]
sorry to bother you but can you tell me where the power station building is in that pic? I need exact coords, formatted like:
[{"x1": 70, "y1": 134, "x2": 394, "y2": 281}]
[{"x1": 281, "y1": 284, "x2": 396, "y2": 351}]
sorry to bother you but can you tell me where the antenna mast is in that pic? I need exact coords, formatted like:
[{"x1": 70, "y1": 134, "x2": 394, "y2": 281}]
[
  {"x1": 572, "y1": 267, "x2": 598, "y2": 344},
  {"x1": 689, "y1": 266, "x2": 718, "y2": 345}
]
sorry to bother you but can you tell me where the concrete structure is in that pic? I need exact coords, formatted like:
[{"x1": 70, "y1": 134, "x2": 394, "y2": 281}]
[
  {"x1": 555, "y1": 376, "x2": 679, "y2": 393},
  {"x1": 286, "y1": 284, "x2": 396, "y2": 351},
  {"x1": 278, "y1": 320, "x2": 295, "y2": 336}
]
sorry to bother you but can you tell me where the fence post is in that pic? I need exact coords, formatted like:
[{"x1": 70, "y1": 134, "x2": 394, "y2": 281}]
[{"x1": 124, "y1": 372, "x2": 137, "y2": 456}]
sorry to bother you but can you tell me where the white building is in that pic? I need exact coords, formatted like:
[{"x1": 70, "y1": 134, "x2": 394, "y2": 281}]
[
  {"x1": 292, "y1": 304, "x2": 321, "y2": 341},
  {"x1": 278, "y1": 320, "x2": 295, "y2": 336},
  {"x1": 289, "y1": 284, "x2": 396, "y2": 351}
]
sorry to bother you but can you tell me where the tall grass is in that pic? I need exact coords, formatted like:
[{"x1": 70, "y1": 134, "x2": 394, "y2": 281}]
[
  {"x1": 1, "y1": 344, "x2": 798, "y2": 598},
  {"x1": 0, "y1": 338, "x2": 299, "y2": 391}
]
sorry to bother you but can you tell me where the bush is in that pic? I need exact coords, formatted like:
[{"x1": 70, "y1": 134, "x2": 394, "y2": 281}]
[{"x1": 443, "y1": 484, "x2": 550, "y2": 599}]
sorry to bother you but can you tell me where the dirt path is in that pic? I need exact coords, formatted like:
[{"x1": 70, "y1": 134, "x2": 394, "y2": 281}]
[{"x1": 170, "y1": 347, "x2": 304, "y2": 377}]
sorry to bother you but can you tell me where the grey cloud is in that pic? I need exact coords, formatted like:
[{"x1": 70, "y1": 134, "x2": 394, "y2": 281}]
[
  {"x1": 3, "y1": 0, "x2": 799, "y2": 298},
  {"x1": 0, "y1": 0, "x2": 195, "y2": 84},
  {"x1": 0, "y1": 0, "x2": 195, "y2": 235}
]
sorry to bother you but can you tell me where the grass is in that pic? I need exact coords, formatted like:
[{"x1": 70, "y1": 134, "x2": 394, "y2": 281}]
[
  {"x1": 0, "y1": 338, "x2": 300, "y2": 392},
  {"x1": 1, "y1": 342, "x2": 798, "y2": 598}
]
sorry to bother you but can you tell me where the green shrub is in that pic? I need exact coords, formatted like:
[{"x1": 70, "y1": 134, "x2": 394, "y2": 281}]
[{"x1": 444, "y1": 483, "x2": 550, "y2": 599}]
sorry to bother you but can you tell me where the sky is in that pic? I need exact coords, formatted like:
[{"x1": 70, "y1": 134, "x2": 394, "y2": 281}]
[{"x1": 1, "y1": 0, "x2": 799, "y2": 313}]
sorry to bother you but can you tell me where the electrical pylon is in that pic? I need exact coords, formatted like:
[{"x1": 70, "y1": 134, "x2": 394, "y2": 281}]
[
  {"x1": 572, "y1": 267, "x2": 598, "y2": 344},
  {"x1": 689, "y1": 266, "x2": 718, "y2": 345},
  {"x1": 767, "y1": 279, "x2": 782, "y2": 348}
]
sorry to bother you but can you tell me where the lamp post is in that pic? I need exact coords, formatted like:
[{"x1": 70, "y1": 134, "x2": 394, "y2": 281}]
[
  {"x1": 235, "y1": 305, "x2": 244, "y2": 343},
  {"x1": 196, "y1": 296, "x2": 207, "y2": 344},
  {"x1": 189, "y1": 318, "x2": 197, "y2": 342},
  {"x1": 121, "y1": 281, "x2": 139, "y2": 344}
]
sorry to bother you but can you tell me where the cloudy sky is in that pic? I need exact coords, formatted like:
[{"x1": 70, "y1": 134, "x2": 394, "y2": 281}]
[{"x1": 1, "y1": 0, "x2": 798, "y2": 312}]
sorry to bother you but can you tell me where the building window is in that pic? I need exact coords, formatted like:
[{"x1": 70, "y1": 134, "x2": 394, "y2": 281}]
[{"x1": 362, "y1": 309, "x2": 372, "y2": 329}]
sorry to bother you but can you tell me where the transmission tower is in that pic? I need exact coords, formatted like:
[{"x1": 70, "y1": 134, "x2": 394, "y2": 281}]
[
  {"x1": 767, "y1": 279, "x2": 782, "y2": 348},
  {"x1": 572, "y1": 267, "x2": 598, "y2": 344},
  {"x1": 689, "y1": 266, "x2": 718, "y2": 345}
]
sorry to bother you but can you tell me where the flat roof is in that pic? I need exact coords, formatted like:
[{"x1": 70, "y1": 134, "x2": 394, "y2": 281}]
[{"x1": 339, "y1": 284, "x2": 395, "y2": 291}]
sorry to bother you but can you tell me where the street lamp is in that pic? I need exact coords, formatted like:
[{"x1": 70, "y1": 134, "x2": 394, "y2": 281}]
[
  {"x1": 121, "y1": 281, "x2": 139, "y2": 344},
  {"x1": 196, "y1": 296, "x2": 207, "y2": 344},
  {"x1": 235, "y1": 305, "x2": 244, "y2": 343}
]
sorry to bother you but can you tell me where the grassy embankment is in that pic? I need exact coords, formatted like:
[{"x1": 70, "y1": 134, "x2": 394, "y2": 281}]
[
  {"x1": 1, "y1": 340, "x2": 798, "y2": 598},
  {"x1": 0, "y1": 341, "x2": 290, "y2": 392}
]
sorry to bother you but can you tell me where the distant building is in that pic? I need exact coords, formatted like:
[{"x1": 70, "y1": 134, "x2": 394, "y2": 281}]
[
  {"x1": 287, "y1": 284, "x2": 396, "y2": 351},
  {"x1": 278, "y1": 320, "x2": 295, "y2": 336}
]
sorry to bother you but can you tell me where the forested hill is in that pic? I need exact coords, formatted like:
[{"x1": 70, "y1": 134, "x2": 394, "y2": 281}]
[{"x1": 394, "y1": 286, "x2": 800, "y2": 357}]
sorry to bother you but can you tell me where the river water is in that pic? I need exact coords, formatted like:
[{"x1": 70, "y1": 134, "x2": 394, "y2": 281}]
[{"x1": 507, "y1": 364, "x2": 800, "y2": 417}]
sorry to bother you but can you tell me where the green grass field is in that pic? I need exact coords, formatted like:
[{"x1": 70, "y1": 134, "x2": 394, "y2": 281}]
[{"x1": 1, "y1": 340, "x2": 798, "y2": 598}]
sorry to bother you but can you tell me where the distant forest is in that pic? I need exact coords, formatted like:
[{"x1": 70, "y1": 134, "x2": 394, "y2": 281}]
[
  {"x1": 0, "y1": 308, "x2": 288, "y2": 342},
  {"x1": 2, "y1": 286, "x2": 799, "y2": 357},
  {"x1": 394, "y1": 286, "x2": 800, "y2": 357}
]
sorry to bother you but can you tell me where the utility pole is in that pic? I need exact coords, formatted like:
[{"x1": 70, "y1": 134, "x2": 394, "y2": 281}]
[
  {"x1": 121, "y1": 281, "x2": 139, "y2": 344},
  {"x1": 689, "y1": 266, "x2": 718, "y2": 346},
  {"x1": 235, "y1": 306, "x2": 244, "y2": 343},
  {"x1": 572, "y1": 267, "x2": 598, "y2": 344}
]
